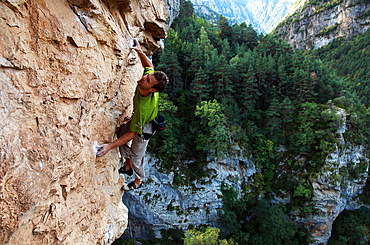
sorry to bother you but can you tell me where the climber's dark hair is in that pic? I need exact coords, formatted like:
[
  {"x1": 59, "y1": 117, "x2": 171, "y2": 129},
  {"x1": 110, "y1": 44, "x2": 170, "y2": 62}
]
[{"x1": 152, "y1": 71, "x2": 169, "y2": 92}]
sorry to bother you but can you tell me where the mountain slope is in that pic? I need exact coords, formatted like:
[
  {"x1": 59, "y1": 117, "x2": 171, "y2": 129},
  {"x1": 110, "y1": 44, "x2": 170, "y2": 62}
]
[
  {"x1": 190, "y1": 0, "x2": 297, "y2": 33},
  {"x1": 273, "y1": 0, "x2": 370, "y2": 49}
]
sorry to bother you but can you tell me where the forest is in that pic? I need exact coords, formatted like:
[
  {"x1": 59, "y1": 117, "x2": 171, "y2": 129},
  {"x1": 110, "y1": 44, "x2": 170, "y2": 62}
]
[{"x1": 116, "y1": 0, "x2": 370, "y2": 244}]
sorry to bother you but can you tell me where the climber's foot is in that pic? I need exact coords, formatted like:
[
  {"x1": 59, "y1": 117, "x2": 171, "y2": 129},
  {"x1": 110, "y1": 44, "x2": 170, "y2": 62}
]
[
  {"x1": 122, "y1": 181, "x2": 142, "y2": 191},
  {"x1": 118, "y1": 166, "x2": 133, "y2": 176}
]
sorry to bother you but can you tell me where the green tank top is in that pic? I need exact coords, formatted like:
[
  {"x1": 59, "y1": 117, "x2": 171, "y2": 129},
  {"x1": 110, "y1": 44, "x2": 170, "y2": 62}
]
[{"x1": 130, "y1": 67, "x2": 159, "y2": 134}]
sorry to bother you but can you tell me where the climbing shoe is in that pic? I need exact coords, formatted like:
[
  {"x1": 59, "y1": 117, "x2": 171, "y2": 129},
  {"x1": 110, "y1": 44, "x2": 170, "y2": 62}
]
[
  {"x1": 118, "y1": 166, "x2": 133, "y2": 176},
  {"x1": 121, "y1": 181, "x2": 142, "y2": 191}
]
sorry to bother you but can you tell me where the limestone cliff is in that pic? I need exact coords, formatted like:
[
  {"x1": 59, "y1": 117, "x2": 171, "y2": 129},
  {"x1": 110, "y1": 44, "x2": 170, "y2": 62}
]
[
  {"x1": 297, "y1": 108, "x2": 368, "y2": 244},
  {"x1": 0, "y1": 0, "x2": 177, "y2": 244},
  {"x1": 121, "y1": 155, "x2": 255, "y2": 239},
  {"x1": 273, "y1": 0, "x2": 370, "y2": 49}
]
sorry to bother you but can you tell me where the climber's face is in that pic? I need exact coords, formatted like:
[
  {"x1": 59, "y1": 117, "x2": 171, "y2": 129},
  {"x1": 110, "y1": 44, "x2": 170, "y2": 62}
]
[{"x1": 138, "y1": 73, "x2": 158, "y2": 92}]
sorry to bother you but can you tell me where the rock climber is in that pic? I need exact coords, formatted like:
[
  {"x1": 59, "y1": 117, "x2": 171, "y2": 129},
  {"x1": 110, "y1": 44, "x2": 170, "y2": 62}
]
[{"x1": 96, "y1": 39, "x2": 169, "y2": 191}]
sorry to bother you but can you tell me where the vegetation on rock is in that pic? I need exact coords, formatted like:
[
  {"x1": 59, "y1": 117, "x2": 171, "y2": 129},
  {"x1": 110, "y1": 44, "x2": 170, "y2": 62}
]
[{"x1": 137, "y1": 0, "x2": 370, "y2": 244}]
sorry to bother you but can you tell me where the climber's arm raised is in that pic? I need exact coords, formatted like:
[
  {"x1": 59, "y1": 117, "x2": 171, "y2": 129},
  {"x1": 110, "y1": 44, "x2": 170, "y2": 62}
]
[{"x1": 131, "y1": 39, "x2": 154, "y2": 69}]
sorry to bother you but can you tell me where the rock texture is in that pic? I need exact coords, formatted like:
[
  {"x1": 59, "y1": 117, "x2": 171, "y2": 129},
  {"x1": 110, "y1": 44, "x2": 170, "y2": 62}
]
[
  {"x1": 122, "y1": 155, "x2": 255, "y2": 239},
  {"x1": 0, "y1": 0, "x2": 176, "y2": 244},
  {"x1": 273, "y1": 0, "x2": 370, "y2": 49},
  {"x1": 300, "y1": 108, "x2": 368, "y2": 244}
]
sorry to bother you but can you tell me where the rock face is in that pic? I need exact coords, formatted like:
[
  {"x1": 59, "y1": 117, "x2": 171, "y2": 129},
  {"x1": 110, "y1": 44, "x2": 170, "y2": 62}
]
[
  {"x1": 190, "y1": 0, "x2": 297, "y2": 33},
  {"x1": 0, "y1": 0, "x2": 177, "y2": 244},
  {"x1": 122, "y1": 155, "x2": 255, "y2": 239},
  {"x1": 274, "y1": 0, "x2": 370, "y2": 49},
  {"x1": 300, "y1": 108, "x2": 368, "y2": 244}
]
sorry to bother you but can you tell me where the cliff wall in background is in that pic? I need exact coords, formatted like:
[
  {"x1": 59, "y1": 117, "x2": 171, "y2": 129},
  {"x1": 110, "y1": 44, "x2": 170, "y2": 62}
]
[
  {"x1": 274, "y1": 0, "x2": 370, "y2": 49},
  {"x1": 121, "y1": 155, "x2": 255, "y2": 239},
  {"x1": 0, "y1": 0, "x2": 178, "y2": 244}
]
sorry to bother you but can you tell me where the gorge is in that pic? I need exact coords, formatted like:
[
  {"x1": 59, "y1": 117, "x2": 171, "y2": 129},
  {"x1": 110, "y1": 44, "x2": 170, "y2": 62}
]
[{"x1": 1, "y1": 0, "x2": 369, "y2": 245}]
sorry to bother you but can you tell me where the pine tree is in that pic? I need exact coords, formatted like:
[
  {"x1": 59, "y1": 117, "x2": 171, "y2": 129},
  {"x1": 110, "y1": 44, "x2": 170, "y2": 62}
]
[
  {"x1": 186, "y1": 41, "x2": 202, "y2": 90},
  {"x1": 197, "y1": 26, "x2": 217, "y2": 62},
  {"x1": 276, "y1": 53, "x2": 291, "y2": 99},
  {"x1": 218, "y1": 15, "x2": 232, "y2": 40},
  {"x1": 238, "y1": 22, "x2": 258, "y2": 50},
  {"x1": 157, "y1": 48, "x2": 183, "y2": 99},
  {"x1": 241, "y1": 64, "x2": 259, "y2": 122},
  {"x1": 266, "y1": 98, "x2": 282, "y2": 141},
  {"x1": 217, "y1": 38, "x2": 233, "y2": 59},
  {"x1": 191, "y1": 67, "x2": 211, "y2": 102},
  {"x1": 212, "y1": 53, "x2": 233, "y2": 100},
  {"x1": 280, "y1": 97, "x2": 295, "y2": 134}
]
